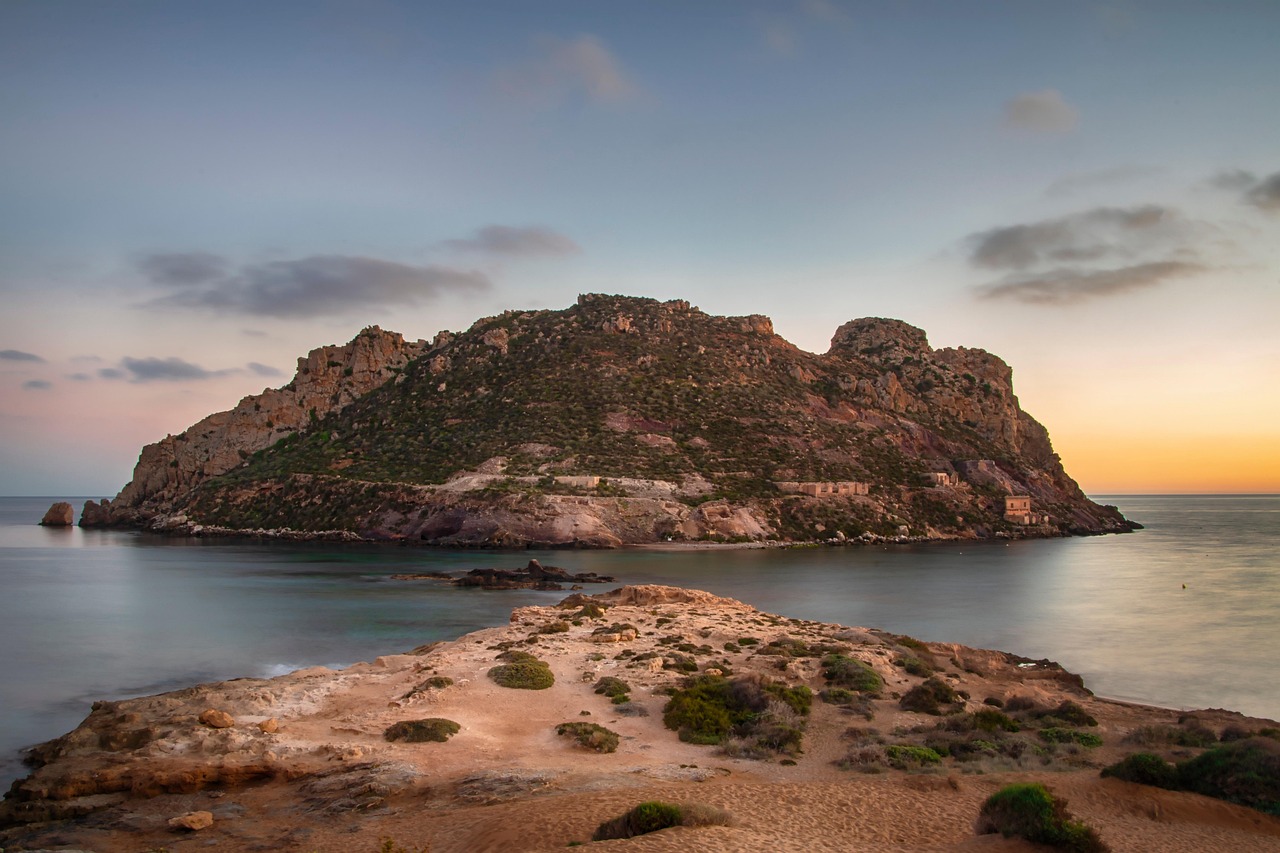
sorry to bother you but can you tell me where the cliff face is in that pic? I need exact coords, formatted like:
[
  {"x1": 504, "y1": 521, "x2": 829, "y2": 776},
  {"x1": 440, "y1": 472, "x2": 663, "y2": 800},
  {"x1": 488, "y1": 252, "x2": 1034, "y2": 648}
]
[
  {"x1": 82, "y1": 327, "x2": 427, "y2": 526},
  {"x1": 86, "y1": 295, "x2": 1135, "y2": 544}
]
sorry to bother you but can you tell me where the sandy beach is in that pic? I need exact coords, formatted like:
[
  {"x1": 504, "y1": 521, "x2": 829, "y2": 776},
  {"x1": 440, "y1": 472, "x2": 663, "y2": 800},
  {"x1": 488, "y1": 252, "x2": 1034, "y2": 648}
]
[{"x1": 3, "y1": 585, "x2": 1277, "y2": 852}]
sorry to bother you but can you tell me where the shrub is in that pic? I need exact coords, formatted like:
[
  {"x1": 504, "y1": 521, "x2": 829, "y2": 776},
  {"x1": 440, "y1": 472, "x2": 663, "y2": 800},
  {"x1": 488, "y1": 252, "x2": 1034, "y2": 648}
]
[
  {"x1": 972, "y1": 708, "x2": 1020, "y2": 733},
  {"x1": 821, "y1": 654, "x2": 883, "y2": 694},
  {"x1": 896, "y1": 656, "x2": 934, "y2": 677},
  {"x1": 574, "y1": 603, "x2": 606, "y2": 619},
  {"x1": 556, "y1": 722, "x2": 620, "y2": 753},
  {"x1": 538, "y1": 620, "x2": 570, "y2": 634},
  {"x1": 1176, "y1": 738, "x2": 1280, "y2": 815},
  {"x1": 593, "y1": 676, "x2": 631, "y2": 701},
  {"x1": 488, "y1": 658, "x2": 554, "y2": 690},
  {"x1": 1048, "y1": 701, "x2": 1098, "y2": 728},
  {"x1": 900, "y1": 677, "x2": 962, "y2": 715},
  {"x1": 402, "y1": 675, "x2": 453, "y2": 698},
  {"x1": 975, "y1": 783, "x2": 1108, "y2": 852},
  {"x1": 1101, "y1": 753, "x2": 1178, "y2": 789},
  {"x1": 1039, "y1": 728, "x2": 1103, "y2": 748},
  {"x1": 592, "y1": 801, "x2": 731, "y2": 841},
  {"x1": 663, "y1": 673, "x2": 810, "y2": 755},
  {"x1": 384, "y1": 718, "x2": 460, "y2": 743},
  {"x1": 884, "y1": 744, "x2": 943, "y2": 769},
  {"x1": 1123, "y1": 724, "x2": 1216, "y2": 748}
]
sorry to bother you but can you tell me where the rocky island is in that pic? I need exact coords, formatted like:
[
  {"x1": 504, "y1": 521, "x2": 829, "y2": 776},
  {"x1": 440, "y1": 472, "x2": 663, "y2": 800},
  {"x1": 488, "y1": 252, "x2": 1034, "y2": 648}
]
[
  {"x1": 3, "y1": 586, "x2": 1276, "y2": 852},
  {"x1": 75, "y1": 294, "x2": 1137, "y2": 546}
]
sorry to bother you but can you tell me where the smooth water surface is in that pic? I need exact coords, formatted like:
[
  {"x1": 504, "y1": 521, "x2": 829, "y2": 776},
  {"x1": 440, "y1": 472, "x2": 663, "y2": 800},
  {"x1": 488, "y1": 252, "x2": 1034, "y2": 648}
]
[{"x1": 1, "y1": 494, "x2": 1276, "y2": 789}]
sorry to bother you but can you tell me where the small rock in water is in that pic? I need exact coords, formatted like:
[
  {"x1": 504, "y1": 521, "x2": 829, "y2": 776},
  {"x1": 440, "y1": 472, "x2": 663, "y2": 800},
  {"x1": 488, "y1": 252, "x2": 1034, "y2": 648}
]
[
  {"x1": 168, "y1": 810, "x2": 214, "y2": 831},
  {"x1": 39, "y1": 501, "x2": 74, "y2": 526},
  {"x1": 199, "y1": 709, "x2": 235, "y2": 729}
]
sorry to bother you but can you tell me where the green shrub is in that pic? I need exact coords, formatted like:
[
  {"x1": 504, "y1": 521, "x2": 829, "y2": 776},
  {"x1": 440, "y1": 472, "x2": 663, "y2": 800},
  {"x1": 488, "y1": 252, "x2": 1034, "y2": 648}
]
[
  {"x1": 402, "y1": 675, "x2": 454, "y2": 698},
  {"x1": 1039, "y1": 728, "x2": 1103, "y2": 748},
  {"x1": 1123, "y1": 722, "x2": 1216, "y2": 748},
  {"x1": 1048, "y1": 701, "x2": 1098, "y2": 728},
  {"x1": 594, "y1": 676, "x2": 631, "y2": 701},
  {"x1": 821, "y1": 654, "x2": 883, "y2": 694},
  {"x1": 975, "y1": 783, "x2": 1108, "y2": 851},
  {"x1": 1176, "y1": 738, "x2": 1280, "y2": 815},
  {"x1": 384, "y1": 718, "x2": 461, "y2": 743},
  {"x1": 592, "y1": 801, "x2": 731, "y2": 841},
  {"x1": 900, "y1": 677, "x2": 962, "y2": 715},
  {"x1": 556, "y1": 722, "x2": 620, "y2": 753},
  {"x1": 539, "y1": 620, "x2": 570, "y2": 634},
  {"x1": 1101, "y1": 753, "x2": 1179, "y2": 789},
  {"x1": 884, "y1": 744, "x2": 943, "y2": 769},
  {"x1": 488, "y1": 659, "x2": 554, "y2": 690},
  {"x1": 663, "y1": 673, "x2": 810, "y2": 755},
  {"x1": 972, "y1": 708, "x2": 1020, "y2": 732},
  {"x1": 896, "y1": 656, "x2": 934, "y2": 677}
]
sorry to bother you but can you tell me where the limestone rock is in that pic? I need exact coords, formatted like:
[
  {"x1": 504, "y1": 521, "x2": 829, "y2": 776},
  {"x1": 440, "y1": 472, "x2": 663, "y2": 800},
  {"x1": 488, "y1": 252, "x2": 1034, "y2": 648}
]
[
  {"x1": 168, "y1": 810, "x2": 214, "y2": 831},
  {"x1": 39, "y1": 502, "x2": 74, "y2": 526},
  {"x1": 258, "y1": 718, "x2": 279, "y2": 733},
  {"x1": 199, "y1": 709, "x2": 234, "y2": 729}
]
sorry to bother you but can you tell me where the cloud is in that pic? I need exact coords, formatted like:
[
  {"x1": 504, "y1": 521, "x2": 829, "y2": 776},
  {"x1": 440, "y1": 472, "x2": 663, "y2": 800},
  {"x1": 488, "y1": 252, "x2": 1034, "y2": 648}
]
[
  {"x1": 143, "y1": 255, "x2": 491, "y2": 318},
  {"x1": 1244, "y1": 172, "x2": 1280, "y2": 212},
  {"x1": 1205, "y1": 169, "x2": 1258, "y2": 192},
  {"x1": 1045, "y1": 165, "x2": 1163, "y2": 197},
  {"x1": 247, "y1": 362, "x2": 284, "y2": 377},
  {"x1": 969, "y1": 206, "x2": 1178, "y2": 270},
  {"x1": 443, "y1": 225, "x2": 580, "y2": 257},
  {"x1": 976, "y1": 261, "x2": 1204, "y2": 304},
  {"x1": 98, "y1": 368, "x2": 125, "y2": 380},
  {"x1": 136, "y1": 252, "x2": 228, "y2": 287},
  {"x1": 497, "y1": 35, "x2": 640, "y2": 105},
  {"x1": 1004, "y1": 89, "x2": 1079, "y2": 133},
  {"x1": 756, "y1": 0, "x2": 852, "y2": 56},
  {"x1": 22, "y1": 379, "x2": 52, "y2": 390},
  {"x1": 1, "y1": 349, "x2": 45, "y2": 363},
  {"x1": 120, "y1": 356, "x2": 226, "y2": 382},
  {"x1": 67, "y1": 373, "x2": 92, "y2": 382}
]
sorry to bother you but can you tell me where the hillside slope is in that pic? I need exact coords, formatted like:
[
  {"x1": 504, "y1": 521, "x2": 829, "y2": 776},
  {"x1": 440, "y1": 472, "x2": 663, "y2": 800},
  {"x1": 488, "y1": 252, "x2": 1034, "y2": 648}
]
[{"x1": 83, "y1": 294, "x2": 1135, "y2": 545}]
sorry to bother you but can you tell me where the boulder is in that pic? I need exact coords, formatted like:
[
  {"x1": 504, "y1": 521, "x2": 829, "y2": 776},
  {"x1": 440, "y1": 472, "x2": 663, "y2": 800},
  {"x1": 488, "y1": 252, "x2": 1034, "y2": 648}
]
[
  {"x1": 168, "y1": 810, "x2": 214, "y2": 831},
  {"x1": 198, "y1": 709, "x2": 234, "y2": 729},
  {"x1": 39, "y1": 502, "x2": 74, "y2": 526}
]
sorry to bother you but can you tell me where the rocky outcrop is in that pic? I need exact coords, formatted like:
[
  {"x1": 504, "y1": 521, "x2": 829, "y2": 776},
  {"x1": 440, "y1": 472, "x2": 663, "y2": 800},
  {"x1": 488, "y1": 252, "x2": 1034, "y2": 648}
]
[
  {"x1": 39, "y1": 502, "x2": 74, "y2": 526},
  {"x1": 81, "y1": 327, "x2": 427, "y2": 527}
]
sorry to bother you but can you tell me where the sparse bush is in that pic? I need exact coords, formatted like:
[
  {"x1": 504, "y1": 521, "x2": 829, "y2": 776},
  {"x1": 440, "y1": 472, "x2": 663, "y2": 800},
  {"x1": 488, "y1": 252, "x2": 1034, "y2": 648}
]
[
  {"x1": 1101, "y1": 752, "x2": 1178, "y2": 788},
  {"x1": 488, "y1": 657, "x2": 554, "y2": 690},
  {"x1": 1123, "y1": 723, "x2": 1216, "y2": 748},
  {"x1": 900, "y1": 677, "x2": 962, "y2": 715},
  {"x1": 972, "y1": 708, "x2": 1020, "y2": 732},
  {"x1": 556, "y1": 722, "x2": 620, "y2": 753},
  {"x1": 975, "y1": 783, "x2": 1108, "y2": 851},
  {"x1": 594, "y1": 676, "x2": 631, "y2": 700},
  {"x1": 1039, "y1": 728, "x2": 1103, "y2": 748},
  {"x1": 884, "y1": 744, "x2": 943, "y2": 769},
  {"x1": 539, "y1": 620, "x2": 570, "y2": 634},
  {"x1": 384, "y1": 718, "x2": 460, "y2": 743},
  {"x1": 821, "y1": 654, "x2": 883, "y2": 694},
  {"x1": 896, "y1": 655, "x2": 934, "y2": 677},
  {"x1": 663, "y1": 673, "x2": 810, "y2": 755},
  {"x1": 402, "y1": 675, "x2": 454, "y2": 699},
  {"x1": 574, "y1": 603, "x2": 606, "y2": 619},
  {"x1": 592, "y1": 801, "x2": 731, "y2": 841}
]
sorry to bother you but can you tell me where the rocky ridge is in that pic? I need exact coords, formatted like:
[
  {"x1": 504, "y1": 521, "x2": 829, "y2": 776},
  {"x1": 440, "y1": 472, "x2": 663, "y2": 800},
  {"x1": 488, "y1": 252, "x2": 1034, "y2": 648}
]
[{"x1": 80, "y1": 295, "x2": 1136, "y2": 545}]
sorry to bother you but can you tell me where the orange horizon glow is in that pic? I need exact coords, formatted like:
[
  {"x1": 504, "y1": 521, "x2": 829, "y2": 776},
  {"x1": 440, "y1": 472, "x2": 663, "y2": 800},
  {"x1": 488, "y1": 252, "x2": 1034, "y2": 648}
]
[{"x1": 1056, "y1": 432, "x2": 1280, "y2": 496}]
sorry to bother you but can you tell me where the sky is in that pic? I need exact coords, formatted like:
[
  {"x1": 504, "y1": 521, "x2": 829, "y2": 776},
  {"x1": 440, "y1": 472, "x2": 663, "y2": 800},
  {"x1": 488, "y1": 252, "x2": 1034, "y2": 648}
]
[{"x1": 1, "y1": 0, "x2": 1277, "y2": 496}]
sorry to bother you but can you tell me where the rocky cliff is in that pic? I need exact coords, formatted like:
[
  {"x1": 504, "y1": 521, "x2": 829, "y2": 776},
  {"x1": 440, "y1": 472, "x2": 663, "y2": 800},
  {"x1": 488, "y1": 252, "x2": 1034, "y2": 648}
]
[
  {"x1": 81, "y1": 326, "x2": 427, "y2": 526},
  {"x1": 83, "y1": 295, "x2": 1136, "y2": 544}
]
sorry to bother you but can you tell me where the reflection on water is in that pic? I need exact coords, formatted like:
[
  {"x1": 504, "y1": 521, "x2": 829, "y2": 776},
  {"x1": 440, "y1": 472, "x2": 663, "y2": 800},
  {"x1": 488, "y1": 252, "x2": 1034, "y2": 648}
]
[{"x1": 1, "y1": 494, "x2": 1276, "y2": 790}]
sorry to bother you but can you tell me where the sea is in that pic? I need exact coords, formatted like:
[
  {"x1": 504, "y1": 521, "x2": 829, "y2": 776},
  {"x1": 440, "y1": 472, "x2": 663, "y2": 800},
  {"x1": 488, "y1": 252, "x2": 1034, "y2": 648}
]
[{"x1": 1, "y1": 494, "x2": 1277, "y2": 791}]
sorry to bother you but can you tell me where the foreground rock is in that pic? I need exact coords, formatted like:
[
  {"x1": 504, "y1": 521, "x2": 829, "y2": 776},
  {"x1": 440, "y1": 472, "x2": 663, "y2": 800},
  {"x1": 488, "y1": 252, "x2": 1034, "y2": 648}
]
[
  {"x1": 39, "y1": 502, "x2": 74, "y2": 526},
  {"x1": 79, "y1": 295, "x2": 1138, "y2": 545},
  {"x1": 3, "y1": 586, "x2": 1276, "y2": 853}
]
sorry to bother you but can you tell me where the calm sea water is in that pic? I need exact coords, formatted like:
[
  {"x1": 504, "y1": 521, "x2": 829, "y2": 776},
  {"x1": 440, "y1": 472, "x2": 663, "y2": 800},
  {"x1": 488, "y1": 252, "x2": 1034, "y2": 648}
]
[{"x1": 1, "y1": 494, "x2": 1276, "y2": 789}]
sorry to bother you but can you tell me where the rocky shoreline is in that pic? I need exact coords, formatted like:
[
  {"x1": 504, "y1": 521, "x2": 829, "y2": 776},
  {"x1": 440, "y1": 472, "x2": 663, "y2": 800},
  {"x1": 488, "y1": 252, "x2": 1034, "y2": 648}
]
[{"x1": 3, "y1": 585, "x2": 1275, "y2": 852}]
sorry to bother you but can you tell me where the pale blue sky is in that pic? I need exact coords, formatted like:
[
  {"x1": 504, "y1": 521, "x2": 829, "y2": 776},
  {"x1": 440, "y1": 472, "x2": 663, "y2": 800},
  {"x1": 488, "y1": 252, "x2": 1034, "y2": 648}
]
[{"x1": 2, "y1": 1, "x2": 1278, "y2": 494}]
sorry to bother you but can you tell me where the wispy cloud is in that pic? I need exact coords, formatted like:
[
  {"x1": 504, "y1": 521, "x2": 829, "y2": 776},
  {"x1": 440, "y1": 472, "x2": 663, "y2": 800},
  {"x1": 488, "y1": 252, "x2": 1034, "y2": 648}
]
[
  {"x1": 443, "y1": 225, "x2": 580, "y2": 257},
  {"x1": 1244, "y1": 172, "x2": 1280, "y2": 212},
  {"x1": 1045, "y1": 165, "x2": 1163, "y2": 197},
  {"x1": 755, "y1": 0, "x2": 852, "y2": 57},
  {"x1": 120, "y1": 356, "x2": 227, "y2": 382},
  {"x1": 497, "y1": 35, "x2": 640, "y2": 105},
  {"x1": 141, "y1": 254, "x2": 491, "y2": 318},
  {"x1": 1204, "y1": 169, "x2": 1258, "y2": 192},
  {"x1": 969, "y1": 206, "x2": 1179, "y2": 270},
  {"x1": 98, "y1": 368, "x2": 125, "y2": 380},
  {"x1": 136, "y1": 251, "x2": 228, "y2": 287},
  {"x1": 247, "y1": 361, "x2": 284, "y2": 378},
  {"x1": 22, "y1": 379, "x2": 52, "y2": 390},
  {"x1": 1004, "y1": 89, "x2": 1079, "y2": 134},
  {"x1": 976, "y1": 261, "x2": 1203, "y2": 305},
  {"x1": 1, "y1": 349, "x2": 45, "y2": 363}
]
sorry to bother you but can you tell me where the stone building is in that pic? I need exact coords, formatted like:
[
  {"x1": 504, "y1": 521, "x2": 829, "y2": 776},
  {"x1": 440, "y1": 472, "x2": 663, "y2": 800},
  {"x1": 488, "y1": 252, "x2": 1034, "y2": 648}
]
[
  {"x1": 774, "y1": 481, "x2": 870, "y2": 497},
  {"x1": 1003, "y1": 495, "x2": 1047, "y2": 525}
]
